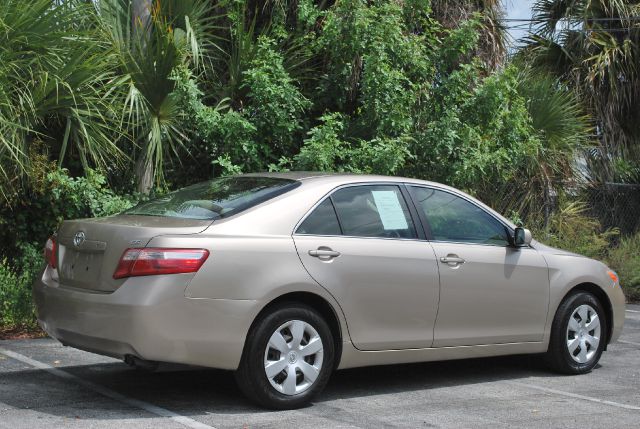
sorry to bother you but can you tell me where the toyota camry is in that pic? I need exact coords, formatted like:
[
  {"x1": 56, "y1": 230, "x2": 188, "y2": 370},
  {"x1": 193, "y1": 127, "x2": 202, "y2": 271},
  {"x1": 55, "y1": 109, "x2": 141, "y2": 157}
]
[{"x1": 33, "y1": 172, "x2": 626, "y2": 409}]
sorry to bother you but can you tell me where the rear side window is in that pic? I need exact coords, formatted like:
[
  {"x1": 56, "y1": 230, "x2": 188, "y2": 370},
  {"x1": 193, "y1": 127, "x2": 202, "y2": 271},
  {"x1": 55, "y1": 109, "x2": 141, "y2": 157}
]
[
  {"x1": 296, "y1": 199, "x2": 341, "y2": 235},
  {"x1": 332, "y1": 185, "x2": 417, "y2": 239},
  {"x1": 124, "y1": 176, "x2": 299, "y2": 220}
]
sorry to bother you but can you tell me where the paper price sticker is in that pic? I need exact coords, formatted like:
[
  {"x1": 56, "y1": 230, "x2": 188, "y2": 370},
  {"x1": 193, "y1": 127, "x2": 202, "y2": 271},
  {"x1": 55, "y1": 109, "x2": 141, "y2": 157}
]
[{"x1": 371, "y1": 190, "x2": 408, "y2": 230}]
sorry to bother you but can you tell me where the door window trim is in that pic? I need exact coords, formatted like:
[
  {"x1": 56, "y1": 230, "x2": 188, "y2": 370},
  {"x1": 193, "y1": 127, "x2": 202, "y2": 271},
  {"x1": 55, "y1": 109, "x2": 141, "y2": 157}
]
[
  {"x1": 406, "y1": 184, "x2": 518, "y2": 248},
  {"x1": 293, "y1": 182, "x2": 426, "y2": 241}
]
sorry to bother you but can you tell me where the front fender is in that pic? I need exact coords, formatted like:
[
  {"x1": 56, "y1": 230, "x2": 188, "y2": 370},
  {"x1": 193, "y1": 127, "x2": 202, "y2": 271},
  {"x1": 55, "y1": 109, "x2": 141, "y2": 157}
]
[{"x1": 542, "y1": 254, "x2": 625, "y2": 345}]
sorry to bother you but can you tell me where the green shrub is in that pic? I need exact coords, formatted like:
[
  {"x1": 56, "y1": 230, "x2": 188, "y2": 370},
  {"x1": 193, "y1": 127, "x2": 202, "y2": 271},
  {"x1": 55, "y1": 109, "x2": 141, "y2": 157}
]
[
  {"x1": 243, "y1": 36, "x2": 310, "y2": 155},
  {"x1": 607, "y1": 233, "x2": 640, "y2": 301},
  {"x1": 532, "y1": 201, "x2": 618, "y2": 260},
  {"x1": 292, "y1": 113, "x2": 410, "y2": 175},
  {"x1": 0, "y1": 164, "x2": 138, "y2": 328},
  {"x1": 294, "y1": 113, "x2": 349, "y2": 171},
  {"x1": 0, "y1": 243, "x2": 42, "y2": 328},
  {"x1": 0, "y1": 162, "x2": 137, "y2": 262}
]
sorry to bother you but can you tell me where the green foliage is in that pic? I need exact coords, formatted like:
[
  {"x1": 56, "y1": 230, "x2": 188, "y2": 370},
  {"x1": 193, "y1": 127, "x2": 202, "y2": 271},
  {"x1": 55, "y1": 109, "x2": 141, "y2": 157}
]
[
  {"x1": 293, "y1": 113, "x2": 410, "y2": 175},
  {"x1": 533, "y1": 202, "x2": 618, "y2": 260},
  {"x1": 46, "y1": 169, "x2": 136, "y2": 220},
  {"x1": 294, "y1": 113, "x2": 349, "y2": 172},
  {"x1": 243, "y1": 36, "x2": 311, "y2": 155},
  {"x1": 0, "y1": 161, "x2": 137, "y2": 328},
  {"x1": 213, "y1": 154, "x2": 244, "y2": 176},
  {"x1": 523, "y1": 0, "x2": 640, "y2": 182},
  {"x1": 173, "y1": 68, "x2": 259, "y2": 178},
  {"x1": 410, "y1": 63, "x2": 541, "y2": 193},
  {"x1": 0, "y1": 158, "x2": 136, "y2": 262},
  {"x1": 0, "y1": 0, "x2": 128, "y2": 198},
  {"x1": 607, "y1": 233, "x2": 640, "y2": 301},
  {"x1": 611, "y1": 158, "x2": 640, "y2": 184},
  {"x1": 439, "y1": 15, "x2": 482, "y2": 68},
  {"x1": 0, "y1": 243, "x2": 42, "y2": 327},
  {"x1": 98, "y1": 0, "x2": 219, "y2": 193},
  {"x1": 316, "y1": 0, "x2": 436, "y2": 138}
]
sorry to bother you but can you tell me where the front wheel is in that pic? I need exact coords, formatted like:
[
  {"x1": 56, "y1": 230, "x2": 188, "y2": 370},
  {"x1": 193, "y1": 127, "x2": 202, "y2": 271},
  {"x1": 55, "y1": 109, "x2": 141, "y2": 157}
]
[
  {"x1": 545, "y1": 291, "x2": 607, "y2": 374},
  {"x1": 235, "y1": 304, "x2": 335, "y2": 409}
]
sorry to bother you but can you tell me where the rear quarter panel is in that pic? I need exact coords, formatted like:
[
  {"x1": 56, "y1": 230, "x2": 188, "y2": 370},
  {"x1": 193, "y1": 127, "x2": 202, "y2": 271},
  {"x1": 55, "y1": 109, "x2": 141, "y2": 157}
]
[{"x1": 148, "y1": 232, "x2": 351, "y2": 345}]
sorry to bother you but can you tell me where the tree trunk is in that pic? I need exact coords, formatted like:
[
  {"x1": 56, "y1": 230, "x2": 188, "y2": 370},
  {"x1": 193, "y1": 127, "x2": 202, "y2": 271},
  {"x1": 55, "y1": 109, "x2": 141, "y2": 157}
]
[
  {"x1": 132, "y1": 0, "x2": 151, "y2": 30},
  {"x1": 136, "y1": 152, "x2": 154, "y2": 194},
  {"x1": 133, "y1": 0, "x2": 153, "y2": 194}
]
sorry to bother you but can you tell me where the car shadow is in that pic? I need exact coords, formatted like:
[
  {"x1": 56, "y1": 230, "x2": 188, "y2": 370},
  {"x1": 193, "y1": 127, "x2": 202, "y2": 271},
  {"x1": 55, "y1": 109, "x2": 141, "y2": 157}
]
[{"x1": 0, "y1": 353, "x2": 559, "y2": 419}]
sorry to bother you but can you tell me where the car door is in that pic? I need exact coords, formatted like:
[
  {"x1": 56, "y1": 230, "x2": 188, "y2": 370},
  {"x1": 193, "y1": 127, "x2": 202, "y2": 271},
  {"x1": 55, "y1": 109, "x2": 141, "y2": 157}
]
[
  {"x1": 407, "y1": 185, "x2": 549, "y2": 347},
  {"x1": 293, "y1": 184, "x2": 440, "y2": 351}
]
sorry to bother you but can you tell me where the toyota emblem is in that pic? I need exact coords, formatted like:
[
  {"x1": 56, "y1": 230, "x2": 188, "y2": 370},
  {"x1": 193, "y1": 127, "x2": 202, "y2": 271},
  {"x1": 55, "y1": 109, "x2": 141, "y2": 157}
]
[{"x1": 73, "y1": 231, "x2": 86, "y2": 247}]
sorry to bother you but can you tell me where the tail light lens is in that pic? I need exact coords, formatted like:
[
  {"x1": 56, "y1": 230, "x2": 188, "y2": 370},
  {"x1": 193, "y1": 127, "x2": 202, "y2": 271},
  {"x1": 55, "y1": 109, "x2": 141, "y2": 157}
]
[
  {"x1": 44, "y1": 236, "x2": 57, "y2": 269},
  {"x1": 113, "y1": 248, "x2": 209, "y2": 279}
]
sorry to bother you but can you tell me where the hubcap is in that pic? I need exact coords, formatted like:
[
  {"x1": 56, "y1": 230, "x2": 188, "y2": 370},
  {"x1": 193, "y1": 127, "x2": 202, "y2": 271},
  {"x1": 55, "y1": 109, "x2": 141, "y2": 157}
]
[
  {"x1": 566, "y1": 304, "x2": 601, "y2": 364},
  {"x1": 263, "y1": 320, "x2": 324, "y2": 396}
]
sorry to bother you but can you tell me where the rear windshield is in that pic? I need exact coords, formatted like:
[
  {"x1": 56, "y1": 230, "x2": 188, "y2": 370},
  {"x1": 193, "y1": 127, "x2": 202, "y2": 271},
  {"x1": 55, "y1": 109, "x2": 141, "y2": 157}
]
[{"x1": 124, "y1": 176, "x2": 300, "y2": 220}]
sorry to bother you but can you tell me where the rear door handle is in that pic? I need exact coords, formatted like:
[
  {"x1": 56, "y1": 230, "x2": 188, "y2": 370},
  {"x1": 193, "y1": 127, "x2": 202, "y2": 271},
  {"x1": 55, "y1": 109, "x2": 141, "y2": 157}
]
[
  {"x1": 309, "y1": 248, "x2": 341, "y2": 258},
  {"x1": 440, "y1": 255, "x2": 465, "y2": 265}
]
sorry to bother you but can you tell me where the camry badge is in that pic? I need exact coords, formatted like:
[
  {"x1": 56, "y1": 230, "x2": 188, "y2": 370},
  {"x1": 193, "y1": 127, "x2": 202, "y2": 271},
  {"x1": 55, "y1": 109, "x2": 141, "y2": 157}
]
[{"x1": 73, "y1": 231, "x2": 86, "y2": 247}]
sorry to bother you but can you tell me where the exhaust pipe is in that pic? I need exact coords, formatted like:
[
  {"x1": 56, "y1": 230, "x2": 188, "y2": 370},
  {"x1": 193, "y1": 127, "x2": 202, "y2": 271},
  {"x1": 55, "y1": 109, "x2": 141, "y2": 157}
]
[{"x1": 124, "y1": 355, "x2": 159, "y2": 372}]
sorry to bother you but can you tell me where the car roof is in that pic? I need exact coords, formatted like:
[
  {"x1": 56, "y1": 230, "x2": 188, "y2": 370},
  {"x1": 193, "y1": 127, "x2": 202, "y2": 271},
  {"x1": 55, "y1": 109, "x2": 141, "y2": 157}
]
[
  {"x1": 240, "y1": 172, "x2": 516, "y2": 230},
  {"x1": 240, "y1": 171, "x2": 440, "y2": 187}
]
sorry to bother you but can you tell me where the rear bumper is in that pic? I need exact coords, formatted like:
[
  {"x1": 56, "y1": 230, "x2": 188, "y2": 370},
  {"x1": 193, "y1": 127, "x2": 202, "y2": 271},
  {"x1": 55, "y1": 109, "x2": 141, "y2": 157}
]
[{"x1": 33, "y1": 268, "x2": 258, "y2": 370}]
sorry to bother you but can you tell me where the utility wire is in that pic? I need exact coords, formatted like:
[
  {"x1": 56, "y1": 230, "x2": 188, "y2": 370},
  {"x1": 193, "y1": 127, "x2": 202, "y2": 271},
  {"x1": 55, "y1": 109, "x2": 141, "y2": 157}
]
[{"x1": 502, "y1": 17, "x2": 640, "y2": 22}]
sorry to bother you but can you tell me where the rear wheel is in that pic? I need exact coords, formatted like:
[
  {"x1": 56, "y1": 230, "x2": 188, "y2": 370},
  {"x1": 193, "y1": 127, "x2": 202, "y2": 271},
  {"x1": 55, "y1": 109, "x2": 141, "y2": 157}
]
[
  {"x1": 545, "y1": 291, "x2": 607, "y2": 374},
  {"x1": 235, "y1": 304, "x2": 335, "y2": 409}
]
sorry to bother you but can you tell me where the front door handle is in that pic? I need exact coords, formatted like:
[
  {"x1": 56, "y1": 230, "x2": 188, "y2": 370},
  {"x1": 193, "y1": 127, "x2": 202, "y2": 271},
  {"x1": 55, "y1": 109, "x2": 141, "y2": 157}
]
[
  {"x1": 309, "y1": 248, "x2": 341, "y2": 259},
  {"x1": 440, "y1": 255, "x2": 465, "y2": 265}
]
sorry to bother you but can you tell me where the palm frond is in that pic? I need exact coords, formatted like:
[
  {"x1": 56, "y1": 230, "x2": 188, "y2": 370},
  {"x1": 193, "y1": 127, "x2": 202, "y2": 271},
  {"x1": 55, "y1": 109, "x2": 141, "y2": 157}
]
[{"x1": 0, "y1": 0, "x2": 129, "y2": 199}]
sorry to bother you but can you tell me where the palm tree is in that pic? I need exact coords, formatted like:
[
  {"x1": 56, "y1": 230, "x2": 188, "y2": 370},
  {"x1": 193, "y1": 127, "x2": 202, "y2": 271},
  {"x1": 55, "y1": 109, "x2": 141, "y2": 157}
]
[
  {"x1": 0, "y1": 0, "x2": 127, "y2": 199},
  {"x1": 474, "y1": 66, "x2": 593, "y2": 225},
  {"x1": 516, "y1": 67, "x2": 593, "y2": 224},
  {"x1": 522, "y1": 0, "x2": 640, "y2": 182},
  {"x1": 97, "y1": 0, "x2": 219, "y2": 193}
]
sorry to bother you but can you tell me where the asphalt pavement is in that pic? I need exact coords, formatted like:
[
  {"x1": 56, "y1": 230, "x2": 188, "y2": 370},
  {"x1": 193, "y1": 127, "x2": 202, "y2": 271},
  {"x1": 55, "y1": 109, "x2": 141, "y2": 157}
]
[{"x1": 1, "y1": 304, "x2": 639, "y2": 429}]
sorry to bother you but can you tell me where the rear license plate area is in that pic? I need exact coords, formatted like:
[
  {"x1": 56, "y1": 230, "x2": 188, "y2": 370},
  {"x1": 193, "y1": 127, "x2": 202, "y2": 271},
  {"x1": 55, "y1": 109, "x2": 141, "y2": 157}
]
[{"x1": 59, "y1": 247, "x2": 104, "y2": 288}]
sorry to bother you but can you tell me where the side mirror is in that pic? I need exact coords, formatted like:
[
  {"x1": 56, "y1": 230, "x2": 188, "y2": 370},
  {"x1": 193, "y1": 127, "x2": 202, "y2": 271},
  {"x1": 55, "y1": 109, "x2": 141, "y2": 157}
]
[{"x1": 513, "y1": 227, "x2": 532, "y2": 247}]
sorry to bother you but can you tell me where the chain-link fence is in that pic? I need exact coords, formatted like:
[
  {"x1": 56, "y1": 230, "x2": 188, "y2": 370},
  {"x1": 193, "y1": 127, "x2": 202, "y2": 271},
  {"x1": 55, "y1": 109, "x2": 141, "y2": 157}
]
[
  {"x1": 584, "y1": 183, "x2": 640, "y2": 236},
  {"x1": 474, "y1": 181, "x2": 640, "y2": 236}
]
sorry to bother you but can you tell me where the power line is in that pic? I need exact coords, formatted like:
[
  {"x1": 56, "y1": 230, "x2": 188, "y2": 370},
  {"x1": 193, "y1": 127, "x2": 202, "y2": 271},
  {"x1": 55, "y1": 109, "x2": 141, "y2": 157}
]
[
  {"x1": 503, "y1": 17, "x2": 640, "y2": 22},
  {"x1": 504, "y1": 26, "x2": 640, "y2": 32}
]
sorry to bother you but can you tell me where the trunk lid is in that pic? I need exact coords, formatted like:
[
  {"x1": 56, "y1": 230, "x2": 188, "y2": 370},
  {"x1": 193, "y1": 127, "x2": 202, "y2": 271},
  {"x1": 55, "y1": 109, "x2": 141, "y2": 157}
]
[{"x1": 56, "y1": 215, "x2": 211, "y2": 292}]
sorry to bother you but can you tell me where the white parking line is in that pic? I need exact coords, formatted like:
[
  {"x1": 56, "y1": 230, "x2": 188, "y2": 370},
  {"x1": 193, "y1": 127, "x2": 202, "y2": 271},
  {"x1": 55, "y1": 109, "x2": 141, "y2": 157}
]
[
  {"x1": 507, "y1": 381, "x2": 640, "y2": 411},
  {"x1": 0, "y1": 348, "x2": 216, "y2": 429},
  {"x1": 618, "y1": 339, "x2": 640, "y2": 347},
  {"x1": 626, "y1": 309, "x2": 640, "y2": 313}
]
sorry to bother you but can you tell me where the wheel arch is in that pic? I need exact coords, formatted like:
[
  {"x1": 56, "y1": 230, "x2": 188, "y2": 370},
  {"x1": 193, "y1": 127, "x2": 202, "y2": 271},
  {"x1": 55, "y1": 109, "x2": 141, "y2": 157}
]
[
  {"x1": 245, "y1": 291, "x2": 344, "y2": 369},
  {"x1": 562, "y1": 282, "x2": 614, "y2": 348}
]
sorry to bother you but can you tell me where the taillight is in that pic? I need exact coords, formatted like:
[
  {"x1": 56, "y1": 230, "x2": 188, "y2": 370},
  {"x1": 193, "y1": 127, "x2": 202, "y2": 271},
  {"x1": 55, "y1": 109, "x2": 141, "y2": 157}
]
[
  {"x1": 44, "y1": 236, "x2": 57, "y2": 269},
  {"x1": 113, "y1": 248, "x2": 209, "y2": 279}
]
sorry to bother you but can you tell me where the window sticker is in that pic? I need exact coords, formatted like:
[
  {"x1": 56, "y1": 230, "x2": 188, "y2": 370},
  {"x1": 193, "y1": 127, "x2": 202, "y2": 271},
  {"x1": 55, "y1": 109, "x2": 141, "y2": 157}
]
[{"x1": 371, "y1": 190, "x2": 409, "y2": 230}]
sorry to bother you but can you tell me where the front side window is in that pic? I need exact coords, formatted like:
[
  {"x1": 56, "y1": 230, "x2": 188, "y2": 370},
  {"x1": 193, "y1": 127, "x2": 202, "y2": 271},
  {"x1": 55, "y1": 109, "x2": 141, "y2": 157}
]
[
  {"x1": 409, "y1": 186, "x2": 509, "y2": 246},
  {"x1": 331, "y1": 185, "x2": 417, "y2": 239},
  {"x1": 125, "y1": 176, "x2": 299, "y2": 220}
]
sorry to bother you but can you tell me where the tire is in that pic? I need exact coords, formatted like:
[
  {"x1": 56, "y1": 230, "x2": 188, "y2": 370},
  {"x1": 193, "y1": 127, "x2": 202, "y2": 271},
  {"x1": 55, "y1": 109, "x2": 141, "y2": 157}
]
[
  {"x1": 235, "y1": 303, "x2": 335, "y2": 409},
  {"x1": 545, "y1": 291, "x2": 607, "y2": 374}
]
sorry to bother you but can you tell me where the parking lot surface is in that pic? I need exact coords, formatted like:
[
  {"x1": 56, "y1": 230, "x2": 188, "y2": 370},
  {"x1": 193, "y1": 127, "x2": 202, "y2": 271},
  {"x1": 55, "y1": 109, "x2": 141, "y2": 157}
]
[{"x1": 1, "y1": 304, "x2": 639, "y2": 429}]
